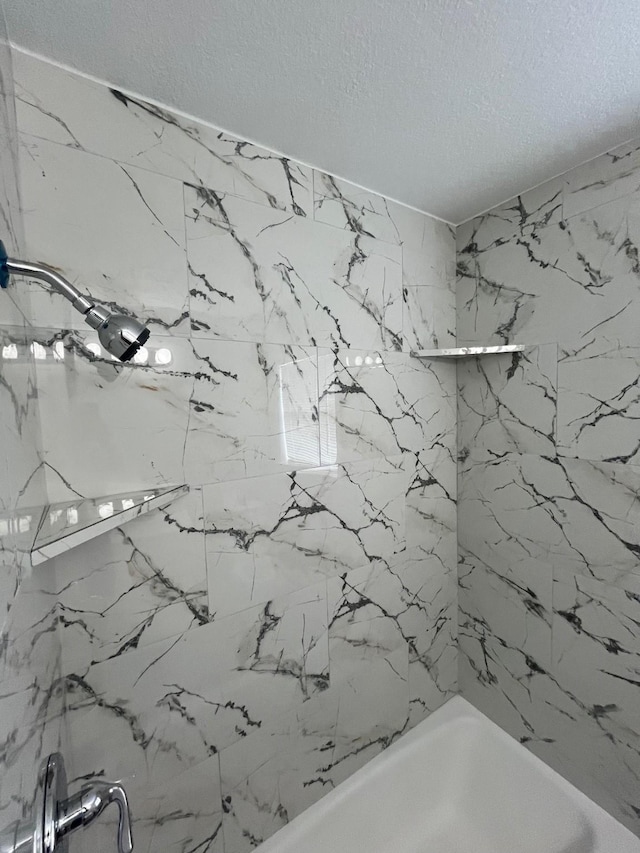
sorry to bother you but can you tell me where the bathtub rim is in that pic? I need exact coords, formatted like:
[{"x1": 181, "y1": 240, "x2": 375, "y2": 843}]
[{"x1": 253, "y1": 694, "x2": 640, "y2": 853}]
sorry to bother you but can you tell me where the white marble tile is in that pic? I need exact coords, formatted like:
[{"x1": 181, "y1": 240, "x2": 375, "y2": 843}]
[
  {"x1": 458, "y1": 546, "x2": 552, "y2": 667},
  {"x1": 402, "y1": 278, "x2": 456, "y2": 352},
  {"x1": 312, "y1": 170, "x2": 453, "y2": 252},
  {"x1": 456, "y1": 176, "x2": 564, "y2": 255},
  {"x1": 551, "y1": 457, "x2": 640, "y2": 586},
  {"x1": 323, "y1": 553, "x2": 456, "y2": 788},
  {"x1": 33, "y1": 331, "x2": 323, "y2": 496},
  {"x1": 0, "y1": 698, "x2": 64, "y2": 829},
  {"x1": 397, "y1": 554, "x2": 457, "y2": 724},
  {"x1": 65, "y1": 583, "x2": 328, "y2": 792},
  {"x1": 19, "y1": 135, "x2": 190, "y2": 336},
  {"x1": 317, "y1": 349, "x2": 456, "y2": 465},
  {"x1": 0, "y1": 325, "x2": 43, "y2": 509},
  {"x1": 327, "y1": 550, "x2": 456, "y2": 685},
  {"x1": 32, "y1": 329, "x2": 192, "y2": 500},
  {"x1": 405, "y1": 567, "x2": 456, "y2": 669},
  {"x1": 458, "y1": 589, "x2": 640, "y2": 836},
  {"x1": 459, "y1": 451, "x2": 640, "y2": 590},
  {"x1": 456, "y1": 135, "x2": 640, "y2": 841},
  {"x1": 0, "y1": 518, "x2": 61, "y2": 832},
  {"x1": 185, "y1": 185, "x2": 403, "y2": 349},
  {"x1": 0, "y1": 666, "x2": 63, "y2": 740},
  {"x1": 0, "y1": 36, "x2": 24, "y2": 258},
  {"x1": 457, "y1": 191, "x2": 640, "y2": 348},
  {"x1": 456, "y1": 221, "x2": 556, "y2": 346},
  {"x1": 218, "y1": 685, "x2": 349, "y2": 853},
  {"x1": 0, "y1": 561, "x2": 59, "y2": 685},
  {"x1": 557, "y1": 338, "x2": 640, "y2": 464},
  {"x1": 0, "y1": 37, "x2": 62, "y2": 828},
  {"x1": 458, "y1": 344, "x2": 557, "y2": 458},
  {"x1": 539, "y1": 711, "x2": 640, "y2": 838},
  {"x1": 0, "y1": 140, "x2": 23, "y2": 260},
  {"x1": 460, "y1": 601, "x2": 564, "y2": 749},
  {"x1": 14, "y1": 51, "x2": 312, "y2": 217},
  {"x1": 408, "y1": 643, "x2": 457, "y2": 729},
  {"x1": 0, "y1": 283, "x2": 32, "y2": 327},
  {"x1": 327, "y1": 563, "x2": 412, "y2": 658},
  {"x1": 204, "y1": 456, "x2": 410, "y2": 617},
  {"x1": 139, "y1": 756, "x2": 225, "y2": 853},
  {"x1": 564, "y1": 138, "x2": 640, "y2": 219},
  {"x1": 553, "y1": 568, "x2": 640, "y2": 735},
  {"x1": 403, "y1": 449, "x2": 458, "y2": 708},
  {"x1": 53, "y1": 489, "x2": 208, "y2": 674},
  {"x1": 183, "y1": 339, "x2": 320, "y2": 485},
  {"x1": 326, "y1": 642, "x2": 409, "y2": 788},
  {"x1": 316, "y1": 455, "x2": 457, "y2": 693},
  {"x1": 2, "y1": 49, "x2": 472, "y2": 848},
  {"x1": 0, "y1": 502, "x2": 48, "y2": 668},
  {"x1": 401, "y1": 227, "x2": 456, "y2": 354},
  {"x1": 0, "y1": 536, "x2": 21, "y2": 639},
  {"x1": 244, "y1": 575, "x2": 412, "y2": 804},
  {"x1": 405, "y1": 446, "x2": 457, "y2": 574},
  {"x1": 220, "y1": 734, "x2": 291, "y2": 852}
]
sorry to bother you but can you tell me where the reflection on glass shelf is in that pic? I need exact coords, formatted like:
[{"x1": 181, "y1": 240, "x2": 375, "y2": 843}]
[
  {"x1": 0, "y1": 337, "x2": 175, "y2": 366},
  {"x1": 0, "y1": 484, "x2": 187, "y2": 569}
]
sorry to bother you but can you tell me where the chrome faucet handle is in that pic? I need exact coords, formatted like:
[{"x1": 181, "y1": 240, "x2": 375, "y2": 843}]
[
  {"x1": 91, "y1": 784, "x2": 133, "y2": 853},
  {"x1": 58, "y1": 782, "x2": 133, "y2": 853},
  {"x1": 0, "y1": 754, "x2": 135, "y2": 853}
]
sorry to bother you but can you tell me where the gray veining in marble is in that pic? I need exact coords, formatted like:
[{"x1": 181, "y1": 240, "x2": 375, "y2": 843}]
[
  {"x1": 0, "y1": 29, "x2": 64, "y2": 834},
  {"x1": 4, "y1": 50, "x2": 459, "y2": 853},
  {"x1": 8, "y1": 42, "x2": 640, "y2": 853},
  {"x1": 458, "y1": 132, "x2": 640, "y2": 837}
]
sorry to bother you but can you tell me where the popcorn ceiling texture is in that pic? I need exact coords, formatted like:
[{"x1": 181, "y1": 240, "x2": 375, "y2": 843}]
[{"x1": 4, "y1": 0, "x2": 640, "y2": 222}]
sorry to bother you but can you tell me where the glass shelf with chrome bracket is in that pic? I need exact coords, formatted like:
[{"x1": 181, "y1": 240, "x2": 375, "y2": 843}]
[
  {"x1": 410, "y1": 344, "x2": 526, "y2": 359},
  {"x1": 2, "y1": 484, "x2": 188, "y2": 570}
]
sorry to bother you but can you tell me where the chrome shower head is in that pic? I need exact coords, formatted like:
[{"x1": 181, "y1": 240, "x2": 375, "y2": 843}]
[
  {"x1": 0, "y1": 241, "x2": 151, "y2": 363},
  {"x1": 84, "y1": 305, "x2": 151, "y2": 362},
  {"x1": 99, "y1": 314, "x2": 151, "y2": 363}
]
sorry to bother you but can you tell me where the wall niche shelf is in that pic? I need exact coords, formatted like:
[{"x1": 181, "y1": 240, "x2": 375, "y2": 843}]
[
  {"x1": 410, "y1": 344, "x2": 526, "y2": 360},
  {"x1": 4, "y1": 484, "x2": 188, "y2": 570}
]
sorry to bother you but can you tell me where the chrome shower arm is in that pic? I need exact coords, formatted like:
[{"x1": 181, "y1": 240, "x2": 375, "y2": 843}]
[
  {"x1": 4, "y1": 257, "x2": 95, "y2": 315},
  {"x1": 0, "y1": 239, "x2": 151, "y2": 362}
]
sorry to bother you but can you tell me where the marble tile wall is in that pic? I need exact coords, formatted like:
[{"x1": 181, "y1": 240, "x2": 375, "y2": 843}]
[
  {"x1": 457, "y1": 138, "x2": 640, "y2": 836},
  {"x1": 12, "y1": 51, "x2": 457, "y2": 853},
  {"x1": 0, "y1": 8, "x2": 63, "y2": 838},
  {"x1": 6, "y1": 29, "x2": 640, "y2": 853}
]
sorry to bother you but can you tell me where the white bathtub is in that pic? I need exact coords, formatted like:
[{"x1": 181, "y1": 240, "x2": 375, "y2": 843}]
[{"x1": 257, "y1": 696, "x2": 640, "y2": 853}]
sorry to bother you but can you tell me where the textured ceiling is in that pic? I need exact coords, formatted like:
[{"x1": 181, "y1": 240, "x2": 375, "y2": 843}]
[{"x1": 4, "y1": 0, "x2": 640, "y2": 223}]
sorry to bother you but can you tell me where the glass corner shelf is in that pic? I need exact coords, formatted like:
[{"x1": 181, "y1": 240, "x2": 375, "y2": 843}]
[
  {"x1": 2, "y1": 484, "x2": 188, "y2": 569},
  {"x1": 410, "y1": 344, "x2": 526, "y2": 359}
]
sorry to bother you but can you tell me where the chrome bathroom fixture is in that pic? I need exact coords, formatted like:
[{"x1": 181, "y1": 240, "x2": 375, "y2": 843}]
[
  {"x1": 0, "y1": 241, "x2": 150, "y2": 362},
  {"x1": 0, "y1": 753, "x2": 133, "y2": 853}
]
